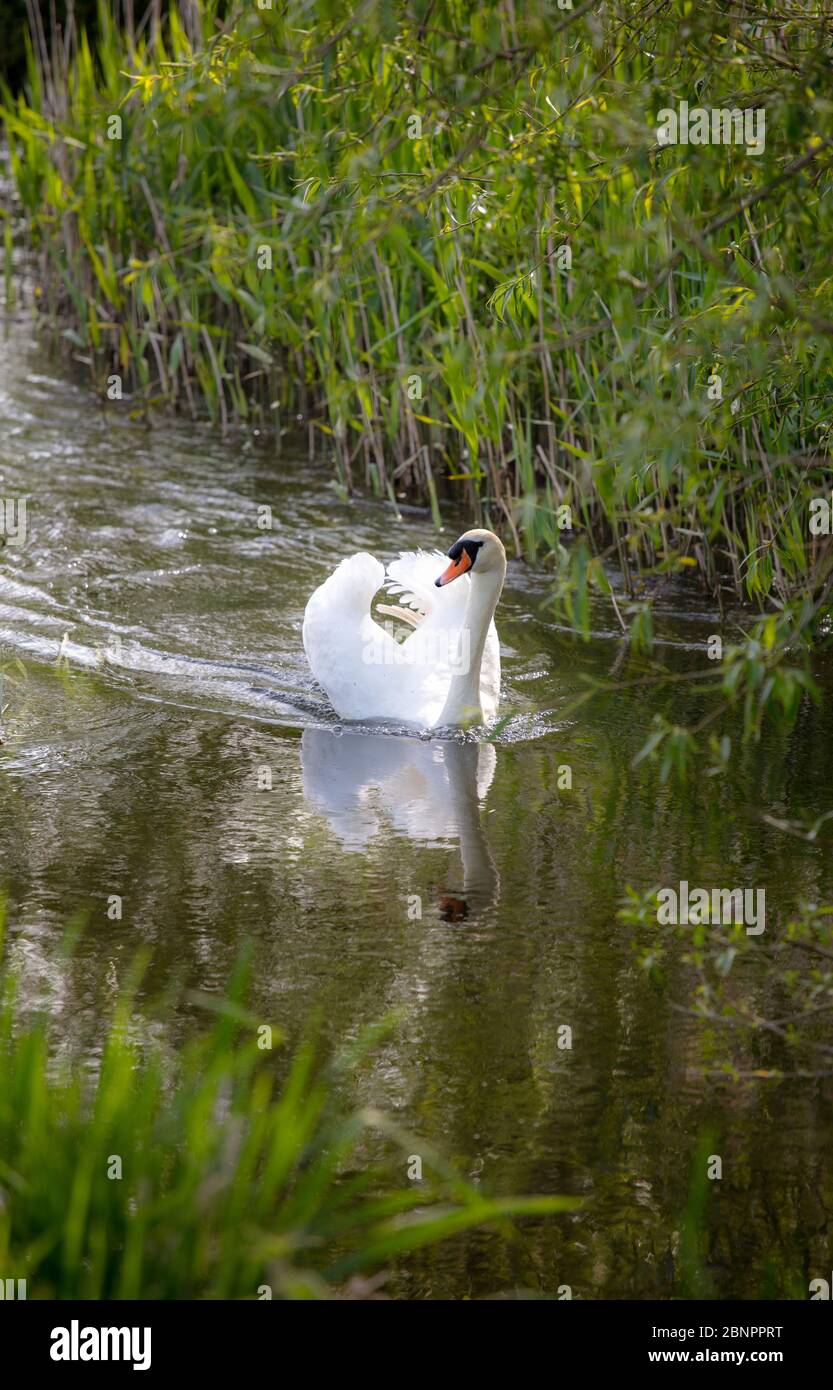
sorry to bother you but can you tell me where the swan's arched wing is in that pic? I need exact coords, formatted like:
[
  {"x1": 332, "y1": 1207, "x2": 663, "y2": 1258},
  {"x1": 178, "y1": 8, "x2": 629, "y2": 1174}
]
[
  {"x1": 303, "y1": 552, "x2": 400, "y2": 718},
  {"x1": 385, "y1": 549, "x2": 470, "y2": 629}
]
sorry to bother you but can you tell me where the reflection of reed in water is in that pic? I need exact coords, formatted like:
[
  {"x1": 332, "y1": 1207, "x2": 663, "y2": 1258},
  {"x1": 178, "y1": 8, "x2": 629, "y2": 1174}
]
[{"x1": 300, "y1": 728, "x2": 499, "y2": 918}]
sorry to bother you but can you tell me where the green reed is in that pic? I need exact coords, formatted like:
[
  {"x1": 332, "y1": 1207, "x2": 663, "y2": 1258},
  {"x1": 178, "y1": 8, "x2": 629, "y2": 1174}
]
[
  {"x1": 2, "y1": 0, "x2": 832, "y2": 609},
  {"x1": 0, "y1": 909, "x2": 578, "y2": 1299}
]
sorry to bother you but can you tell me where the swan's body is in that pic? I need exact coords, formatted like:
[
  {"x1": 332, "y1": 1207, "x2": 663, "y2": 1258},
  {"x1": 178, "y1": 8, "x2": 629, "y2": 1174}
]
[{"x1": 302, "y1": 529, "x2": 506, "y2": 728}]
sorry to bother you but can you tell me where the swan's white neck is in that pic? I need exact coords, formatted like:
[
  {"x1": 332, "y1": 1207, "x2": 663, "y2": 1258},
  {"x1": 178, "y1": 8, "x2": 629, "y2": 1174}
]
[{"x1": 437, "y1": 564, "x2": 505, "y2": 727}]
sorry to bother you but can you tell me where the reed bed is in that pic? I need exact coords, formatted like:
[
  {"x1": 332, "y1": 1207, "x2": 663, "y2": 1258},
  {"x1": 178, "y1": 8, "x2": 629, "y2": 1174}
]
[
  {"x1": 2, "y1": 0, "x2": 832, "y2": 607},
  {"x1": 0, "y1": 914, "x2": 578, "y2": 1299}
]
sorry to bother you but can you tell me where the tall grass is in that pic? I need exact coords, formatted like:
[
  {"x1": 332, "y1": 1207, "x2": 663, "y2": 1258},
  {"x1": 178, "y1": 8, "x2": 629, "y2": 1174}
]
[
  {"x1": 2, "y1": 0, "x2": 833, "y2": 608},
  {"x1": 0, "y1": 911, "x2": 579, "y2": 1299}
]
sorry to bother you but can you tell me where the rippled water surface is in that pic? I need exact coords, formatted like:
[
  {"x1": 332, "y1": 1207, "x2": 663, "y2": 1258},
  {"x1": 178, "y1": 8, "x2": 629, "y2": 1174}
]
[{"x1": 1, "y1": 312, "x2": 831, "y2": 1299}]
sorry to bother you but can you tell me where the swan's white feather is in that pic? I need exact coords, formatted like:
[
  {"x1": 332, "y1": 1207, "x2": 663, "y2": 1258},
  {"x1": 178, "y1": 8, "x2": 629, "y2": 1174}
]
[{"x1": 303, "y1": 547, "x2": 501, "y2": 727}]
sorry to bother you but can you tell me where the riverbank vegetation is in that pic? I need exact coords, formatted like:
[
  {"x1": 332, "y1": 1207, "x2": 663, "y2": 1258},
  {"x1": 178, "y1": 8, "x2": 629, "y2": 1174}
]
[
  {"x1": 3, "y1": 2, "x2": 832, "y2": 595},
  {"x1": 1, "y1": 0, "x2": 832, "y2": 765},
  {"x1": 0, "y1": 909, "x2": 578, "y2": 1298},
  {"x1": 620, "y1": 890, "x2": 833, "y2": 1080}
]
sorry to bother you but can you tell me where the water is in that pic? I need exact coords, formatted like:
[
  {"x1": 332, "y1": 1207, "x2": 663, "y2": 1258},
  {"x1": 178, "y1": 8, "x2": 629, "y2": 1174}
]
[{"x1": 1, "y1": 310, "x2": 832, "y2": 1300}]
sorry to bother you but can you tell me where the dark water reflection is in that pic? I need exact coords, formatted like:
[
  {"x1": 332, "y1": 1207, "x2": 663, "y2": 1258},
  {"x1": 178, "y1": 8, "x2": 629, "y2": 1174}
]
[{"x1": 1, "y1": 313, "x2": 832, "y2": 1299}]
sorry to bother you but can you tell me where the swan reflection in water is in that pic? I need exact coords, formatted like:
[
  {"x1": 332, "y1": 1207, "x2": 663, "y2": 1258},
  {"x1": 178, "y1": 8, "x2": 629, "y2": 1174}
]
[{"x1": 300, "y1": 728, "x2": 499, "y2": 919}]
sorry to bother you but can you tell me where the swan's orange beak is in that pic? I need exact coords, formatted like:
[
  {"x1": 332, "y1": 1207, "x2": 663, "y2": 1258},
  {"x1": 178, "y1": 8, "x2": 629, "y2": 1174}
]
[{"x1": 435, "y1": 550, "x2": 472, "y2": 586}]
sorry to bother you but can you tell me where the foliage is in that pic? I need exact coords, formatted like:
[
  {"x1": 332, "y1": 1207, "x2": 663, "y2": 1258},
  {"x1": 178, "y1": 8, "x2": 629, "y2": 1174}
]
[
  {"x1": 0, "y1": 909, "x2": 578, "y2": 1298},
  {"x1": 619, "y1": 887, "x2": 833, "y2": 1079},
  {"x1": 2, "y1": 0, "x2": 833, "y2": 612}
]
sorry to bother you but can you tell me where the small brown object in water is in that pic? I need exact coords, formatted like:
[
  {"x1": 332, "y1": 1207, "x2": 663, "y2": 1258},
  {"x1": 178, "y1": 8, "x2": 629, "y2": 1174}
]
[{"x1": 439, "y1": 894, "x2": 469, "y2": 923}]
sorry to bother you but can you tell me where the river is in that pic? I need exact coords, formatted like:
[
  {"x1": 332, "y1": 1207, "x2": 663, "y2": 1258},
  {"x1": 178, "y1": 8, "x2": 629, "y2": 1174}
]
[{"x1": 1, "y1": 307, "x2": 831, "y2": 1299}]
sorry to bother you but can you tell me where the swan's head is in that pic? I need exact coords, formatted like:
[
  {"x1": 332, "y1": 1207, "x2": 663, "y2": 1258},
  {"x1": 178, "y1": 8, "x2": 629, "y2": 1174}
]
[{"x1": 435, "y1": 529, "x2": 505, "y2": 587}]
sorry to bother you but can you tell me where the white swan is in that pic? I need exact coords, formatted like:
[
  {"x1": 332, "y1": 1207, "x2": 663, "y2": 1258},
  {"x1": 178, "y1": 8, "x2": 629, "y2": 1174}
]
[{"x1": 302, "y1": 528, "x2": 506, "y2": 728}]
